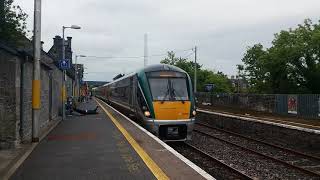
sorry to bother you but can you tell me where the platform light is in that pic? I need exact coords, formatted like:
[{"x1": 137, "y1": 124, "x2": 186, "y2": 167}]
[{"x1": 144, "y1": 111, "x2": 151, "y2": 117}]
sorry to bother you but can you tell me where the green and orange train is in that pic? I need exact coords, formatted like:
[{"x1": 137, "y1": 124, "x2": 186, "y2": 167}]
[{"x1": 94, "y1": 64, "x2": 196, "y2": 141}]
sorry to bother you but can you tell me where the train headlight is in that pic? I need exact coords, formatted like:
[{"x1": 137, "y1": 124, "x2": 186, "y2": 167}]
[
  {"x1": 192, "y1": 110, "x2": 196, "y2": 116},
  {"x1": 144, "y1": 111, "x2": 151, "y2": 117}
]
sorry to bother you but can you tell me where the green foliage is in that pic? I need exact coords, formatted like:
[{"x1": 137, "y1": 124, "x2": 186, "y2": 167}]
[
  {"x1": 160, "y1": 51, "x2": 232, "y2": 93},
  {"x1": 241, "y1": 19, "x2": 320, "y2": 94},
  {"x1": 0, "y1": 0, "x2": 28, "y2": 44}
]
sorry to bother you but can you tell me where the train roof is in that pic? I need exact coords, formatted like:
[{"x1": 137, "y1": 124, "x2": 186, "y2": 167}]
[
  {"x1": 140, "y1": 64, "x2": 186, "y2": 73},
  {"x1": 98, "y1": 64, "x2": 187, "y2": 88}
]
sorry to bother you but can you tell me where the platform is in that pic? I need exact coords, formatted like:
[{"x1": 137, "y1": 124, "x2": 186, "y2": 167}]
[
  {"x1": 198, "y1": 107, "x2": 320, "y2": 133},
  {"x1": 10, "y1": 99, "x2": 211, "y2": 180}
]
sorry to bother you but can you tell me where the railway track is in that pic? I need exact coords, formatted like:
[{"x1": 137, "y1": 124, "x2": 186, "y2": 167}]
[
  {"x1": 194, "y1": 122, "x2": 320, "y2": 178},
  {"x1": 170, "y1": 142, "x2": 254, "y2": 180}
]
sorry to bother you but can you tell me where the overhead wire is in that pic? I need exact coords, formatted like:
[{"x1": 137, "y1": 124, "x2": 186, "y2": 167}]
[{"x1": 83, "y1": 48, "x2": 193, "y2": 60}]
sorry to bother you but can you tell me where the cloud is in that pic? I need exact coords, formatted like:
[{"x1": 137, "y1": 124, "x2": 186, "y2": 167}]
[{"x1": 17, "y1": 0, "x2": 320, "y2": 80}]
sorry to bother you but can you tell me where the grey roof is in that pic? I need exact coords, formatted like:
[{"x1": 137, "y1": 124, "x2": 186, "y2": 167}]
[{"x1": 142, "y1": 64, "x2": 186, "y2": 73}]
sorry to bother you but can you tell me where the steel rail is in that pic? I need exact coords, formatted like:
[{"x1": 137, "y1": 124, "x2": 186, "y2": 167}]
[
  {"x1": 193, "y1": 128, "x2": 320, "y2": 177},
  {"x1": 182, "y1": 142, "x2": 254, "y2": 180},
  {"x1": 196, "y1": 122, "x2": 320, "y2": 161}
]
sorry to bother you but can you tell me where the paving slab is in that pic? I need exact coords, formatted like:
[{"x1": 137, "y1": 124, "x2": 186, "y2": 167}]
[{"x1": 10, "y1": 100, "x2": 155, "y2": 180}]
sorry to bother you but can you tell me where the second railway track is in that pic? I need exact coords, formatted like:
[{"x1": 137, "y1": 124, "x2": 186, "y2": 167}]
[
  {"x1": 194, "y1": 122, "x2": 320, "y2": 179},
  {"x1": 169, "y1": 142, "x2": 254, "y2": 180}
]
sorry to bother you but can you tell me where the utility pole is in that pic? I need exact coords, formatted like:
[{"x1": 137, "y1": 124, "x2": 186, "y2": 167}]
[
  {"x1": 144, "y1": 33, "x2": 148, "y2": 67},
  {"x1": 194, "y1": 46, "x2": 197, "y2": 93},
  {"x1": 62, "y1": 27, "x2": 66, "y2": 121},
  {"x1": 75, "y1": 55, "x2": 78, "y2": 98},
  {"x1": 32, "y1": 0, "x2": 41, "y2": 142}
]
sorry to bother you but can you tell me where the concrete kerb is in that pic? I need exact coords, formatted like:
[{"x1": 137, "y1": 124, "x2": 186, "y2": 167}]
[
  {"x1": 0, "y1": 118, "x2": 62, "y2": 180},
  {"x1": 197, "y1": 109, "x2": 320, "y2": 134}
]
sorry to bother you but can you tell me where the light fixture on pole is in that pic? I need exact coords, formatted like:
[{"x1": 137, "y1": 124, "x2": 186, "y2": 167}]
[{"x1": 62, "y1": 25, "x2": 81, "y2": 120}]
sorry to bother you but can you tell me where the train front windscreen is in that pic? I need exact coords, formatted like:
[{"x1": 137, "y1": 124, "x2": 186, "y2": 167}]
[
  {"x1": 147, "y1": 71, "x2": 189, "y2": 102},
  {"x1": 148, "y1": 77, "x2": 189, "y2": 101},
  {"x1": 147, "y1": 71, "x2": 192, "y2": 120}
]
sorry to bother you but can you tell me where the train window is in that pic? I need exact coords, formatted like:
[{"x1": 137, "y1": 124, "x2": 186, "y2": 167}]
[
  {"x1": 148, "y1": 78, "x2": 170, "y2": 101},
  {"x1": 171, "y1": 78, "x2": 189, "y2": 101},
  {"x1": 148, "y1": 77, "x2": 189, "y2": 101}
]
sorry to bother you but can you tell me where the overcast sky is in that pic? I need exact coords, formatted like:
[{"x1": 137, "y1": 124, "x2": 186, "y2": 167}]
[{"x1": 17, "y1": 0, "x2": 319, "y2": 81}]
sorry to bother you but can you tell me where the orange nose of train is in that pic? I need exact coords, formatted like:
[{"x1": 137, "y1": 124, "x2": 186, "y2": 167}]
[{"x1": 152, "y1": 101, "x2": 191, "y2": 120}]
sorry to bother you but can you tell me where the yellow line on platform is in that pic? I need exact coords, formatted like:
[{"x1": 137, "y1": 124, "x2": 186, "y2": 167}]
[{"x1": 95, "y1": 99, "x2": 169, "y2": 180}]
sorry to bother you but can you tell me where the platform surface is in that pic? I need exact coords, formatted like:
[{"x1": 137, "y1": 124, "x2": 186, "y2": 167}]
[
  {"x1": 198, "y1": 106, "x2": 320, "y2": 132},
  {"x1": 11, "y1": 100, "x2": 155, "y2": 180},
  {"x1": 10, "y1": 99, "x2": 209, "y2": 180}
]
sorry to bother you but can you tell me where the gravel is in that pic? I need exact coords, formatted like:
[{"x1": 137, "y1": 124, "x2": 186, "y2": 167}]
[
  {"x1": 189, "y1": 131, "x2": 318, "y2": 180},
  {"x1": 195, "y1": 124, "x2": 320, "y2": 174}
]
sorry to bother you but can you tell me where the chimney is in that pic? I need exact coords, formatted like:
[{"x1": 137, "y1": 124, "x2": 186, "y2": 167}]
[
  {"x1": 66, "y1": 37, "x2": 72, "y2": 49},
  {"x1": 65, "y1": 36, "x2": 73, "y2": 62},
  {"x1": 53, "y1": 35, "x2": 62, "y2": 47},
  {"x1": 41, "y1": 41, "x2": 44, "y2": 50}
]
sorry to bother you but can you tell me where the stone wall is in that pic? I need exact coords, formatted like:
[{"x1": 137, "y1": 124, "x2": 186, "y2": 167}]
[
  {"x1": 0, "y1": 49, "x2": 19, "y2": 148},
  {"x1": 0, "y1": 47, "x2": 75, "y2": 149},
  {"x1": 20, "y1": 61, "x2": 58, "y2": 142}
]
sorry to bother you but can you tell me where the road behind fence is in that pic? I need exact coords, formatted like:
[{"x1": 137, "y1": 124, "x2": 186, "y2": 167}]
[{"x1": 196, "y1": 93, "x2": 320, "y2": 119}]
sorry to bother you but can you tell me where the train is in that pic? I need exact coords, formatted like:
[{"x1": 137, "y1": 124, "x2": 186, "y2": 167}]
[{"x1": 94, "y1": 64, "x2": 196, "y2": 141}]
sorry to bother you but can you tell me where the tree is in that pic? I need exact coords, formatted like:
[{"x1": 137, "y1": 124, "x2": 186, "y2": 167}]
[
  {"x1": 0, "y1": 0, "x2": 28, "y2": 44},
  {"x1": 161, "y1": 51, "x2": 232, "y2": 93},
  {"x1": 241, "y1": 19, "x2": 320, "y2": 94}
]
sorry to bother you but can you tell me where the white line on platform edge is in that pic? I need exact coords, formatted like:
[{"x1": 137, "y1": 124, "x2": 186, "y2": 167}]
[
  {"x1": 198, "y1": 109, "x2": 320, "y2": 134},
  {"x1": 97, "y1": 99, "x2": 215, "y2": 180}
]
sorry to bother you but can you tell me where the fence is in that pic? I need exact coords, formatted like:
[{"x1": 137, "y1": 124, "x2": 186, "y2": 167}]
[{"x1": 196, "y1": 92, "x2": 320, "y2": 119}]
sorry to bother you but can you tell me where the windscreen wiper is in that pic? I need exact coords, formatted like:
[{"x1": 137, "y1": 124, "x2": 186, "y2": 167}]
[
  {"x1": 171, "y1": 89, "x2": 185, "y2": 104},
  {"x1": 160, "y1": 83, "x2": 170, "y2": 104}
]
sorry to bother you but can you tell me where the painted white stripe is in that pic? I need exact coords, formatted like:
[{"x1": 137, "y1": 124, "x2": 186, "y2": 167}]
[
  {"x1": 98, "y1": 99, "x2": 215, "y2": 180},
  {"x1": 198, "y1": 109, "x2": 320, "y2": 134}
]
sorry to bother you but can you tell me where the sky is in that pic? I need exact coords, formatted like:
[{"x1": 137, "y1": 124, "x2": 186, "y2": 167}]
[{"x1": 17, "y1": 0, "x2": 320, "y2": 81}]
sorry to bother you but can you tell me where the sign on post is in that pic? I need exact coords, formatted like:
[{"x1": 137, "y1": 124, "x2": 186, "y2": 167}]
[
  {"x1": 59, "y1": 59, "x2": 71, "y2": 70},
  {"x1": 288, "y1": 95, "x2": 298, "y2": 114}
]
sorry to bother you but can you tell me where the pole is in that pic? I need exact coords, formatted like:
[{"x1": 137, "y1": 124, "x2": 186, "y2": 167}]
[
  {"x1": 144, "y1": 33, "x2": 148, "y2": 67},
  {"x1": 62, "y1": 27, "x2": 66, "y2": 120},
  {"x1": 32, "y1": 0, "x2": 41, "y2": 142},
  {"x1": 194, "y1": 46, "x2": 197, "y2": 93},
  {"x1": 75, "y1": 55, "x2": 78, "y2": 98}
]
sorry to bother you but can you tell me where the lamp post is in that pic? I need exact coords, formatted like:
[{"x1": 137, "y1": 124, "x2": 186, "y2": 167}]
[
  {"x1": 194, "y1": 46, "x2": 197, "y2": 93},
  {"x1": 62, "y1": 25, "x2": 81, "y2": 120},
  {"x1": 75, "y1": 54, "x2": 86, "y2": 100}
]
